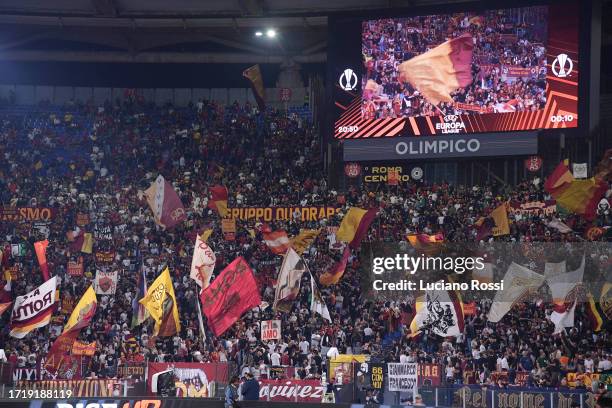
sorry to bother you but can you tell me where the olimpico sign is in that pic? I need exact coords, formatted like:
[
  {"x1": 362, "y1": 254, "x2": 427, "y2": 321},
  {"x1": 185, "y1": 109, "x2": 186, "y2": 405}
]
[{"x1": 343, "y1": 133, "x2": 538, "y2": 161}]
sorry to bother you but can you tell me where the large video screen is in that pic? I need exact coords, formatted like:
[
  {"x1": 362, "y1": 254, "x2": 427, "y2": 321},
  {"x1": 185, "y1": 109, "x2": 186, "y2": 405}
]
[{"x1": 330, "y1": 2, "x2": 580, "y2": 138}]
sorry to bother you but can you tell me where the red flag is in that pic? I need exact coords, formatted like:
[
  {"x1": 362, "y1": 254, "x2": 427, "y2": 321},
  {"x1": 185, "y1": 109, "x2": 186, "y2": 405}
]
[
  {"x1": 320, "y1": 246, "x2": 351, "y2": 286},
  {"x1": 263, "y1": 230, "x2": 291, "y2": 255},
  {"x1": 144, "y1": 175, "x2": 187, "y2": 229},
  {"x1": 200, "y1": 257, "x2": 261, "y2": 336},
  {"x1": 34, "y1": 240, "x2": 50, "y2": 281},
  {"x1": 208, "y1": 185, "x2": 229, "y2": 217}
]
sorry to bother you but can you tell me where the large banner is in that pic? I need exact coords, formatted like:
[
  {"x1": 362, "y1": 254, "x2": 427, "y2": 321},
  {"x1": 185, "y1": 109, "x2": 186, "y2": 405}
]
[
  {"x1": 15, "y1": 379, "x2": 124, "y2": 397},
  {"x1": 226, "y1": 206, "x2": 340, "y2": 222},
  {"x1": 508, "y1": 200, "x2": 557, "y2": 217},
  {"x1": 146, "y1": 362, "x2": 229, "y2": 397},
  {"x1": 452, "y1": 386, "x2": 595, "y2": 408},
  {"x1": 0, "y1": 207, "x2": 55, "y2": 222},
  {"x1": 258, "y1": 379, "x2": 326, "y2": 403},
  {"x1": 387, "y1": 363, "x2": 418, "y2": 394}
]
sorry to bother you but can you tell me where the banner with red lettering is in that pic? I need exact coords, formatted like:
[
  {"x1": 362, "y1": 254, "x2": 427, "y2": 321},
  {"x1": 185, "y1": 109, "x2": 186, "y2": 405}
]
[
  {"x1": 258, "y1": 379, "x2": 326, "y2": 403},
  {"x1": 147, "y1": 362, "x2": 229, "y2": 397},
  {"x1": 417, "y1": 363, "x2": 442, "y2": 386}
]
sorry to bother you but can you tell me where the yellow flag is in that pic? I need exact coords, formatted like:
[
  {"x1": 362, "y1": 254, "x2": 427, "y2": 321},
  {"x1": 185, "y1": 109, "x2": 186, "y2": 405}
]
[
  {"x1": 139, "y1": 267, "x2": 180, "y2": 336},
  {"x1": 200, "y1": 229, "x2": 213, "y2": 242},
  {"x1": 290, "y1": 229, "x2": 321, "y2": 255},
  {"x1": 64, "y1": 286, "x2": 97, "y2": 334},
  {"x1": 491, "y1": 204, "x2": 510, "y2": 236},
  {"x1": 81, "y1": 233, "x2": 94, "y2": 254},
  {"x1": 336, "y1": 208, "x2": 368, "y2": 243}
]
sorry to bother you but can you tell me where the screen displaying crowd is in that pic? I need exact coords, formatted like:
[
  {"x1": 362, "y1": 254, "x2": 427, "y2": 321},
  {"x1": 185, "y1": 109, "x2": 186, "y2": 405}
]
[
  {"x1": 0, "y1": 96, "x2": 609, "y2": 397},
  {"x1": 361, "y1": 6, "x2": 548, "y2": 118}
]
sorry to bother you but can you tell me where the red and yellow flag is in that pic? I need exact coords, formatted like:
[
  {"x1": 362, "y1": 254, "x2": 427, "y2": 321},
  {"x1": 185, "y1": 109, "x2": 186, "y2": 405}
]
[
  {"x1": 45, "y1": 285, "x2": 97, "y2": 374},
  {"x1": 140, "y1": 267, "x2": 180, "y2": 337},
  {"x1": 406, "y1": 233, "x2": 444, "y2": 254},
  {"x1": 208, "y1": 185, "x2": 229, "y2": 218},
  {"x1": 34, "y1": 240, "x2": 50, "y2": 281},
  {"x1": 336, "y1": 207, "x2": 377, "y2": 249},
  {"x1": 398, "y1": 34, "x2": 473, "y2": 105},
  {"x1": 545, "y1": 160, "x2": 607, "y2": 220},
  {"x1": 320, "y1": 247, "x2": 351, "y2": 286}
]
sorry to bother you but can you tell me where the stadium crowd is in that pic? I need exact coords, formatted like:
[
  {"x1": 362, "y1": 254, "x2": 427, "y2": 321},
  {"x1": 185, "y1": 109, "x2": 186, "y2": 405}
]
[
  {"x1": 362, "y1": 7, "x2": 548, "y2": 118},
  {"x1": 0, "y1": 98, "x2": 609, "y2": 393}
]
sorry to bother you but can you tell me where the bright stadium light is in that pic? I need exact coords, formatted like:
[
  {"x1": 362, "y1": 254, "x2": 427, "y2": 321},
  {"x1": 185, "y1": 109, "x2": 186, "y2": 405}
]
[
  {"x1": 266, "y1": 29, "x2": 276, "y2": 38},
  {"x1": 255, "y1": 31, "x2": 263, "y2": 37}
]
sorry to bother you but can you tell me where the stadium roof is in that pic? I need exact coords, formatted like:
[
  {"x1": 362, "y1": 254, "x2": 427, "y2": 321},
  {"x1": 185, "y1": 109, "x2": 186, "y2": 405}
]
[{"x1": 0, "y1": 0, "x2": 473, "y2": 64}]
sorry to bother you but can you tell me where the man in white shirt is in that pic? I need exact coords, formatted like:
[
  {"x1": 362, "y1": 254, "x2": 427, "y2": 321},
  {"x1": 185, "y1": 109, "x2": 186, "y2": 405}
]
[
  {"x1": 584, "y1": 354, "x2": 594, "y2": 373},
  {"x1": 270, "y1": 348, "x2": 281, "y2": 367},
  {"x1": 598, "y1": 355, "x2": 612, "y2": 372},
  {"x1": 0, "y1": 348, "x2": 7, "y2": 363},
  {"x1": 299, "y1": 338, "x2": 310, "y2": 356},
  {"x1": 497, "y1": 353, "x2": 510, "y2": 371}
]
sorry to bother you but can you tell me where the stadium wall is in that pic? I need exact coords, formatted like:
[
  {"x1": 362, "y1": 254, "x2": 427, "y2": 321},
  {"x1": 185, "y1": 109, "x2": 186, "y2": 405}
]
[{"x1": 0, "y1": 84, "x2": 309, "y2": 109}]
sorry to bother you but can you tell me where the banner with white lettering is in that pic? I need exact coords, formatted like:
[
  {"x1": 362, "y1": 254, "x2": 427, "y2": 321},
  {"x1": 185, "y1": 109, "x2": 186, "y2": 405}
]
[
  {"x1": 261, "y1": 319, "x2": 281, "y2": 341},
  {"x1": 387, "y1": 363, "x2": 418, "y2": 395}
]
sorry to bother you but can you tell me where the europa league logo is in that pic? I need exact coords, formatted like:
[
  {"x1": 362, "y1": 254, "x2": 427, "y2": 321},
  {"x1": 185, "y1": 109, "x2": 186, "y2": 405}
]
[{"x1": 552, "y1": 54, "x2": 573, "y2": 78}]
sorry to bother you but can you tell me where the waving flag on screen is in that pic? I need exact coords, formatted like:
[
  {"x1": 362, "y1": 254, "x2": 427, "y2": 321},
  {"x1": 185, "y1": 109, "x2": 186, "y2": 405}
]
[
  {"x1": 200, "y1": 257, "x2": 261, "y2": 336},
  {"x1": 263, "y1": 230, "x2": 291, "y2": 255},
  {"x1": 144, "y1": 175, "x2": 187, "y2": 229},
  {"x1": 398, "y1": 34, "x2": 473, "y2": 105}
]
